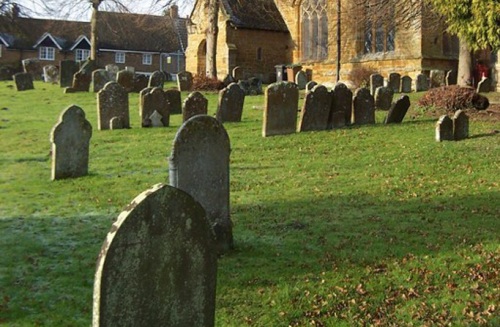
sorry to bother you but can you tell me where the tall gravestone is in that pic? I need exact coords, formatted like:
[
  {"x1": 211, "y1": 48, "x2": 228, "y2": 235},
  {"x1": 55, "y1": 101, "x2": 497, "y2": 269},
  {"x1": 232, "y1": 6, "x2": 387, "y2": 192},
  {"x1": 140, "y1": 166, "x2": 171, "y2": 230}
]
[
  {"x1": 295, "y1": 71, "x2": 308, "y2": 90},
  {"x1": 93, "y1": 183, "x2": 217, "y2": 327},
  {"x1": 216, "y1": 83, "x2": 245, "y2": 123},
  {"x1": 165, "y1": 89, "x2": 182, "y2": 114},
  {"x1": 353, "y1": 88, "x2": 375, "y2": 125},
  {"x1": 374, "y1": 86, "x2": 394, "y2": 110},
  {"x1": 370, "y1": 73, "x2": 384, "y2": 95},
  {"x1": 13, "y1": 72, "x2": 34, "y2": 91},
  {"x1": 384, "y1": 95, "x2": 410, "y2": 124},
  {"x1": 400, "y1": 76, "x2": 412, "y2": 93},
  {"x1": 60, "y1": 60, "x2": 80, "y2": 88},
  {"x1": 177, "y1": 71, "x2": 193, "y2": 91},
  {"x1": 148, "y1": 70, "x2": 166, "y2": 88},
  {"x1": 298, "y1": 84, "x2": 331, "y2": 132},
  {"x1": 263, "y1": 82, "x2": 299, "y2": 137},
  {"x1": 415, "y1": 74, "x2": 429, "y2": 92},
  {"x1": 330, "y1": 82, "x2": 353, "y2": 127},
  {"x1": 117, "y1": 70, "x2": 135, "y2": 92},
  {"x1": 97, "y1": 82, "x2": 130, "y2": 130},
  {"x1": 435, "y1": 115, "x2": 453, "y2": 142},
  {"x1": 139, "y1": 87, "x2": 153, "y2": 116},
  {"x1": 92, "y1": 69, "x2": 112, "y2": 93},
  {"x1": 141, "y1": 87, "x2": 170, "y2": 127},
  {"x1": 50, "y1": 105, "x2": 92, "y2": 180},
  {"x1": 388, "y1": 73, "x2": 401, "y2": 93},
  {"x1": 453, "y1": 110, "x2": 469, "y2": 140},
  {"x1": 169, "y1": 115, "x2": 233, "y2": 253},
  {"x1": 182, "y1": 92, "x2": 208, "y2": 122}
]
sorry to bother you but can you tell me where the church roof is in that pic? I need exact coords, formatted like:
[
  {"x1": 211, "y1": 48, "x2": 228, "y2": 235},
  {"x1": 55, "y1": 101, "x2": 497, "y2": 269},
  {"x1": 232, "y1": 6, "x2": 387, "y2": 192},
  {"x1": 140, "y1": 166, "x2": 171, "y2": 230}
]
[{"x1": 221, "y1": 0, "x2": 289, "y2": 33}]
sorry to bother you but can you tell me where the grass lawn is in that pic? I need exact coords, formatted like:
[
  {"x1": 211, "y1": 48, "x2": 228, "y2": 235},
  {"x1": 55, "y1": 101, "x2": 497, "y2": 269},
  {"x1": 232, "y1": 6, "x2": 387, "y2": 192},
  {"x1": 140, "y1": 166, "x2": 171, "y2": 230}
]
[{"x1": 0, "y1": 81, "x2": 498, "y2": 326}]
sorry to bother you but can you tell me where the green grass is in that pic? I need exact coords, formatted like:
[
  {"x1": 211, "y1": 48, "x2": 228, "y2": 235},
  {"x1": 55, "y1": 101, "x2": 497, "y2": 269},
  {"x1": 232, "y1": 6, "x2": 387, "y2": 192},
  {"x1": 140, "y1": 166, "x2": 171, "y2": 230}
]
[{"x1": 0, "y1": 81, "x2": 499, "y2": 326}]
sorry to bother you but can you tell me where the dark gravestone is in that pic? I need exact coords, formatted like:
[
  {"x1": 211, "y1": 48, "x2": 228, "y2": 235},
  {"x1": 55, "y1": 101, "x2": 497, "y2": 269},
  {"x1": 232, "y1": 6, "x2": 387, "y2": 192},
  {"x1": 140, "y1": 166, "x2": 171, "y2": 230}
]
[
  {"x1": 13, "y1": 72, "x2": 34, "y2": 91},
  {"x1": 298, "y1": 84, "x2": 331, "y2": 132},
  {"x1": 141, "y1": 87, "x2": 170, "y2": 127},
  {"x1": 384, "y1": 95, "x2": 410, "y2": 124},
  {"x1": 238, "y1": 77, "x2": 263, "y2": 96},
  {"x1": 43, "y1": 65, "x2": 59, "y2": 83},
  {"x1": 263, "y1": 82, "x2": 299, "y2": 137},
  {"x1": 400, "y1": 76, "x2": 412, "y2": 93},
  {"x1": 415, "y1": 74, "x2": 429, "y2": 92},
  {"x1": 169, "y1": 115, "x2": 233, "y2": 253},
  {"x1": 330, "y1": 82, "x2": 353, "y2": 127},
  {"x1": 133, "y1": 74, "x2": 149, "y2": 93},
  {"x1": 93, "y1": 183, "x2": 217, "y2": 327},
  {"x1": 50, "y1": 105, "x2": 92, "y2": 180},
  {"x1": 353, "y1": 88, "x2": 375, "y2": 125},
  {"x1": 446, "y1": 70, "x2": 457, "y2": 86},
  {"x1": 370, "y1": 73, "x2": 384, "y2": 95},
  {"x1": 477, "y1": 77, "x2": 491, "y2": 93},
  {"x1": 182, "y1": 91, "x2": 208, "y2": 122},
  {"x1": 22, "y1": 58, "x2": 43, "y2": 80},
  {"x1": 93, "y1": 69, "x2": 112, "y2": 93},
  {"x1": 453, "y1": 110, "x2": 469, "y2": 140},
  {"x1": 139, "y1": 87, "x2": 153, "y2": 116},
  {"x1": 117, "y1": 70, "x2": 135, "y2": 93},
  {"x1": 165, "y1": 89, "x2": 182, "y2": 114},
  {"x1": 71, "y1": 71, "x2": 92, "y2": 92},
  {"x1": 295, "y1": 71, "x2": 308, "y2": 90},
  {"x1": 374, "y1": 86, "x2": 394, "y2": 110},
  {"x1": 148, "y1": 70, "x2": 166, "y2": 88},
  {"x1": 305, "y1": 81, "x2": 318, "y2": 92},
  {"x1": 388, "y1": 73, "x2": 401, "y2": 93},
  {"x1": 232, "y1": 66, "x2": 244, "y2": 81},
  {"x1": 60, "y1": 60, "x2": 80, "y2": 88},
  {"x1": 97, "y1": 82, "x2": 130, "y2": 130},
  {"x1": 216, "y1": 83, "x2": 245, "y2": 123},
  {"x1": 177, "y1": 71, "x2": 193, "y2": 91},
  {"x1": 435, "y1": 115, "x2": 453, "y2": 142}
]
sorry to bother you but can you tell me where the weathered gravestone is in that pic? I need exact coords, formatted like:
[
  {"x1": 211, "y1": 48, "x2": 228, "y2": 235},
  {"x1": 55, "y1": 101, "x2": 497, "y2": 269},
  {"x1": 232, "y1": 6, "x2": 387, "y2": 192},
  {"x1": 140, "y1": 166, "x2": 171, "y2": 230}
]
[
  {"x1": 435, "y1": 115, "x2": 453, "y2": 142},
  {"x1": 50, "y1": 105, "x2": 92, "y2": 180},
  {"x1": 388, "y1": 73, "x2": 401, "y2": 93},
  {"x1": 97, "y1": 82, "x2": 130, "y2": 130},
  {"x1": 67, "y1": 70, "x2": 92, "y2": 92},
  {"x1": 263, "y1": 82, "x2": 299, "y2": 137},
  {"x1": 13, "y1": 72, "x2": 34, "y2": 91},
  {"x1": 400, "y1": 76, "x2": 412, "y2": 93},
  {"x1": 352, "y1": 88, "x2": 375, "y2": 125},
  {"x1": 477, "y1": 77, "x2": 491, "y2": 93},
  {"x1": 105, "y1": 64, "x2": 119, "y2": 81},
  {"x1": 295, "y1": 70, "x2": 308, "y2": 90},
  {"x1": 430, "y1": 70, "x2": 446, "y2": 88},
  {"x1": 92, "y1": 69, "x2": 112, "y2": 93},
  {"x1": 139, "y1": 87, "x2": 153, "y2": 116},
  {"x1": 370, "y1": 73, "x2": 384, "y2": 95},
  {"x1": 238, "y1": 77, "x2": 263, "y2": 95},
  {"x1": 384, "y1": 95, "x2": 410, "y2": 124},
  {"x1": 93, "y1": 183, "x2": 217, "y2": 327},
  {"x1": 165, "y1": 89, "x2": 182, "y2": 114},
  {"x1": 298, "y1": 84, "x2": 331, "y2": 132},
  {"x1": 133, "y1": 74, "x2": 149, "y2": 93},
  {"x1": 453, "y1": 110, "x2": 469, "y2": 140},
  {"x1": 141, "y1": 87, "x2": 170, "y2": 127},
  {"x1": 177, "y1": 71, "x2": 193, "y2": 91},
  {"x1": 446, "y1": 70, "x2": 457, "y2": 86},
  {"x1": 415, "y1": 73, "x2": 429, "y2": 92},
  {"x1": 330, "y1": 82, "x2": 353, "y2": 128},
  {"x1": 117, "y1": 69, "x2": 135, "y2": 93},
  {"x1": 305, "y1": 81, "x2": 318, "y2": 92},
  {"x1": 216, "y1": 83, "x2": 245, "y2": 123},
  {"x1": 374, "y1": 86, "x2": 394, "y2": 110},
  {"x1": 169, "y1": 115, "x2": 233, "y2": 253},
  {"x1": 60, "y1": 60, "x2": 80, "y2": 88},
  {"x1": 183, "y1": 91, "x2": 208, "y2": 122},
  {"x1": 232, "y1": 66, "x2": 244, "y2": 81},
  {"x1": 22, "y1": 58, "x2": 43, "y2": 80},
  {"x1": 43, "y1": 65, "x2": 59, "y2": 83},
  {"x1": 148, "y1": 70, "x2": 166, "y2": 88}
]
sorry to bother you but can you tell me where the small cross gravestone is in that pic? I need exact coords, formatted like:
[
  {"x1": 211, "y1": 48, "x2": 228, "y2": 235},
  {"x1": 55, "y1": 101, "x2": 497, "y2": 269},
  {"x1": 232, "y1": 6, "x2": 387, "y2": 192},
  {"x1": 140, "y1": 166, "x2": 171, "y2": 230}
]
[
  {"x1": 50, "y1": 105, "x2": 92, "y2": 180},
  {"x1": 374, "y1": 86, "x2": 394, "y2": 110},
  {"x1": 330, "y1": 82, "x2": 353, "y2": 127},
  {"x1": 384, "y1": 95, "x2": 410, "y2": 124},
  {"x1": 370, "y1": 73, "x2": 384, "y2": 95},
  {"x1": 97, "y1": 82, "x2": 130, "y2": 130},
  {"x1": 141, "y1": 87, "x2": 170, "y2": 127},
  {"x1": 216, "y1": 83, "x2": 245, "y2": 123},
  {"x1": 352, "y1": 88, "x2": 375, "y2": 125},
  {"x1": 435, "y1": 115, "x2": 453, "y2": 142},
  {"x1": 263, "y1": 82, "x2": 299, "y2": 137},
  {"x1": 453, "y1": 110, "x2": 469, "y2": 140},
  {"x1": 298, "y1": 84, "x2": 331, "y2": 132},
  {"x1": 182, "y1": 92, "x2": 208, "y2": 122},
  {"x1": 13, "y1": 72, "x2": 34, "y2": 91}
]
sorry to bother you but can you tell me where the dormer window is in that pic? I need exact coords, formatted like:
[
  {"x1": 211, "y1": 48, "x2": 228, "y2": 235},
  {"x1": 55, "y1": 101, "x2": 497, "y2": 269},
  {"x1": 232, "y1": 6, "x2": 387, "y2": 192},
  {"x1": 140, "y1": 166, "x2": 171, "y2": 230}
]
[
  {"x1": 39, "y1": 46, "x2": 55, "y2": 60},
  {"x1": 75, "y1": 49, "x2": 90, "y2": 62}
]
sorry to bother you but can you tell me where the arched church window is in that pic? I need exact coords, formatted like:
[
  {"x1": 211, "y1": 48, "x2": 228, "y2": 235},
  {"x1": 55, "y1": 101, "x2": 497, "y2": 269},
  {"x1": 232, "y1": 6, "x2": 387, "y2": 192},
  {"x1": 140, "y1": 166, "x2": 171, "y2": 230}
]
[{"x1": 301, "y1": 0, "x2": 328, "y2": 61}]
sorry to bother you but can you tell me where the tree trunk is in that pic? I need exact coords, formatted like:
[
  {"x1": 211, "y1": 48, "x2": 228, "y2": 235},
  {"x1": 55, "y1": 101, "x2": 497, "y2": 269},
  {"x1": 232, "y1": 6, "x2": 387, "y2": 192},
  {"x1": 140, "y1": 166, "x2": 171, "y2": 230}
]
[
  {"x1": 205, "y1": 0, "x2": 219, "y2": 78},
  {"x1": 90, "y1": 1, "x2": 101, "y2": 65},
  {"x1": 457, "y1": 38, "x2": 472, "y2": 87}
]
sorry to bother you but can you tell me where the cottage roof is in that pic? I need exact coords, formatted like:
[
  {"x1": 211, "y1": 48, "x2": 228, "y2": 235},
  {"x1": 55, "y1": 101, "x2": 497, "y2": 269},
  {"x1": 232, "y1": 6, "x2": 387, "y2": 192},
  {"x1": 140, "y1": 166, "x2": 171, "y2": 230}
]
[{"x1": 221, "y1": 0, "x2": 288, "y2": 32}]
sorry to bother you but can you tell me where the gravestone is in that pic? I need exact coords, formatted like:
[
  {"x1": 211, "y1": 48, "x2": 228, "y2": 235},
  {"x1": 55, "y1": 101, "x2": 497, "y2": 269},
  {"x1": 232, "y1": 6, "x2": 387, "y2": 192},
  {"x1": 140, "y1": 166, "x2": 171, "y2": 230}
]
[
  {"x1": 105, "y1": 64, "x2": 119, "y2": 81},
  {"x1": 430, "y1": 70, "x2": 445, "y2": 88},
  {"x1": 13, "y1": 72, "x2": 34, "y2": 91},
  {"x1": 60, "y1": 60, "x2": 80, "y2": 88},
  {"x1": 477, "y1": 77, "x2": 491, "y2": 93},
  {"x1": 141, "y1": 87, "x2": 170, "y2": 127},
  {"x1": 435, "y1": 115, "x2": 453, "y2": 142},
  {"x1": 384, "y1": 95, "x2": 410, "y2": 124},
  {"x1": 298, "y1": 84, "x2": 331, "y2": 132},
  {"x1": 446, "y1": 70, "x2": 457, "y2": 86},
  {"x1": 117, "y1": 70, "x2": 135, "y2": 93},
  {"x1": 238, "y1": 77, "x2": 263, "y2": 95},
  {"x1": 70, "y1": 70, "x2": 92, "y2": 92},
  {"x1": 182, "y1": 91, "x2": 208, "y2": 122},
  {"x1": 400, "y1": 76, "x2": 412, "y2": 93},
  {"x1": 216, "y1": 83, "x2": 245, "y2": 123},
  {"x1": 97, "y1": 82, "x2": 130, "y2": 130},
  {"x1": 148, "y1": 71, "x2": 166, "y2": 88},
  {"x1": 330, "y1": 82, "x2": 353, "y2": 127},
  {"x1": 149, "y1": 110, "x2": 164, "y2": 127},
  {"x1": 305, "y1": 81, "x2": 318, "y2": 92},
  {"x1": 50, "y1": 105, "x2": 92, "y2": 180},
  {"x1": 374, "y1": 86, "x2": 394, "y2": 110},
  {"x1": 139, "y1": 87, "x2": 153, "y2": 116},
  {"x1": 92, "y1": 69, "x2": 112, "y2": 93},
  {"x1": 370, "y1": 73, "x2": 384, "y2": 95},
  {"x1": 232, "y1": 66, "x2": 244, "y2": 81},
  {"x1": 415, "y1": 74, "x2": 429, "y2": 92},
  {"x1": 352, "y1": 88, "x2": 375, "y2": 125},
  {"x1": 169, "y1": 115, "x2": 233, "y2": 253},
  {"x1": 177, "y1": 71, "x2": 193, "y2": 91},
  {"x1": 43, "y1": 65, "x2": 59, "y2": 83},
  {"x1": 453, "y1": 110, "x2": 469, "y2": 140},
  {"x1": 125, "y1": 66, "x2": 135, "y2": 73},
  {"x1": 263, "y1": 82, "x2": 299, "y2": 137},
  {"x1": 388, "y1": 73, "x2": 401, "y2": 93},
  {"x1": 22, "y1": 58, "x2": 43, "y2": 80},
  {"x1": 295, "y1": 71, "x2": 308, "y2": 90},
  {"x1": 165, "y1": 89, "x2": 182, "y2": 114},
  {"x1": 110, "y1": 117, "x2": 124, "y2": 130},
  {"x1": 133, "y1": 74, "x2": 149, "y2": 92},
  {"x1": 93, "y1": 183, "x2": 217, "y2": 327}
]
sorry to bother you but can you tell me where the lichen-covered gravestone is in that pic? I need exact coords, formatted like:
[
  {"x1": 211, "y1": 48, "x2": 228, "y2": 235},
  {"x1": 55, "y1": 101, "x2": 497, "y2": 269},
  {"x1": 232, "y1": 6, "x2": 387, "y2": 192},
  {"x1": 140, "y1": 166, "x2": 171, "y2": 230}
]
[
  {"x1": 374, "y1": 86, "x2": 394, "y2": 110},
  {"x1": 43, "y1": 65, "x2": 59, "y2": 83},
  {"x1": 435, "y1": 115, "x2": 453, "y2": 142},
  {"x1": 263, "y1": 82, "x2": 299, "y2": 137},
  {"x1": 453, "y1": 110, "x2": 469, "y2": 140},
  {"x1": 92, "y1": 69, "x2": 112, "y2": 93},
  {"x1": 388, "y1": 73, "x2": 401, "y2": 93},
  {"x1": 352, "y1": 88, "x2": 375, "y2": 125},
  {"x1": 93, "y1": 183, "x2": 217, "y2": 327},
  {"x1": 13, "y1": 72, "x2": 34, "y2": 91},
  {"x1": 141, "y1": 87, "x2": 170, "y2": 127},
  {"x1": 169, "y1": 115, "x2": 233, "y2": 253},
  {"x1": 216, "y1": 83, "x2": 245, "y2": 123},
  {"x1": 50, "y1": 105, "x2": 92, "y2": 180},
  {"x1": 165, "y1": 89, "x2": 182, "y2": 114},
  {"x1": 148, "y1": 70, "x2": 166, "y2": 88},
  {"x1": 97, "y1": 82, "x2": 130, "y2": 130},
  {"x1": 430, "y1": 70, "x2": 446, "y2": 88},
  {"x1": 370, "y1": 73, "x2": 384, "y2": 95},
  {"x1": 60, "y1": 60, "x2": 80, "y2": 88},
  {"x1": 182, "y1": 92, "x2": 208, "y2": 122},
  {"x1": 298, "y1": 84, "x2": 331, "y2": 132},
  {"x1": 177, "y1": 71, "x2": 193, "y2": 91},
  {"x1": 400, "y1": 76, "x2": 412, "y2": 93},
  {"x1": 384, "y1": 95, "x2": 410, "y2": 124},
  {"x1": 330, "y1": 82, "x2": 353, "y2": 127}
]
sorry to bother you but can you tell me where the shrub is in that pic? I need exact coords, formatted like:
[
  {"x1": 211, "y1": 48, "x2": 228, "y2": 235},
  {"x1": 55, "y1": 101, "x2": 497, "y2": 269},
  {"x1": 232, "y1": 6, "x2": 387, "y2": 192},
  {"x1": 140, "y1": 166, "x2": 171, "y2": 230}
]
[
  {"x1": 418, "y1": 85, "x2": 489, "y2": 111},
  {"x1": 348, "y1": 66, "x2": 378, "y2": 88},
  {"x1": 192, "y1": 74, "x2": 225, "y2": 91}
]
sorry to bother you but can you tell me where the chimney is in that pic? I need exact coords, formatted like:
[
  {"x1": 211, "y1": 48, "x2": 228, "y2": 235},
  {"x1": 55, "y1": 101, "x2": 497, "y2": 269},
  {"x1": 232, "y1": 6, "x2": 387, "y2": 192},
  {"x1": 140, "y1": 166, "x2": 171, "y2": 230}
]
[{"x1": 169, "y1": 5, "x2": 179, "y2": 19}]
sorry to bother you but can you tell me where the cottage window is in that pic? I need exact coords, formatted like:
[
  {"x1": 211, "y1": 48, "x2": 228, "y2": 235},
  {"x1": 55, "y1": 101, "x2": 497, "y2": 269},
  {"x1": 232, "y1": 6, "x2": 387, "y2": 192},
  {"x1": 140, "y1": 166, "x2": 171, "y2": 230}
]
[
  {"x1": 143, "y1": 53, "x2": 152, "y2": 65},
  {"x1": 301, "y1": 0, "x2": 328, "y2": 61},
  {"x1": 115, "y1": 52, "x2": 125, "y2": 64},
  {"x1": 75, "y1": 49, "x2": 90, "y2": 62},
  {"x1": 364, "y1": 1, "x2": 395, "y2": 54},
  {"x1": 39, "y1": 46, "x2": 55, "y2": 60}
]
